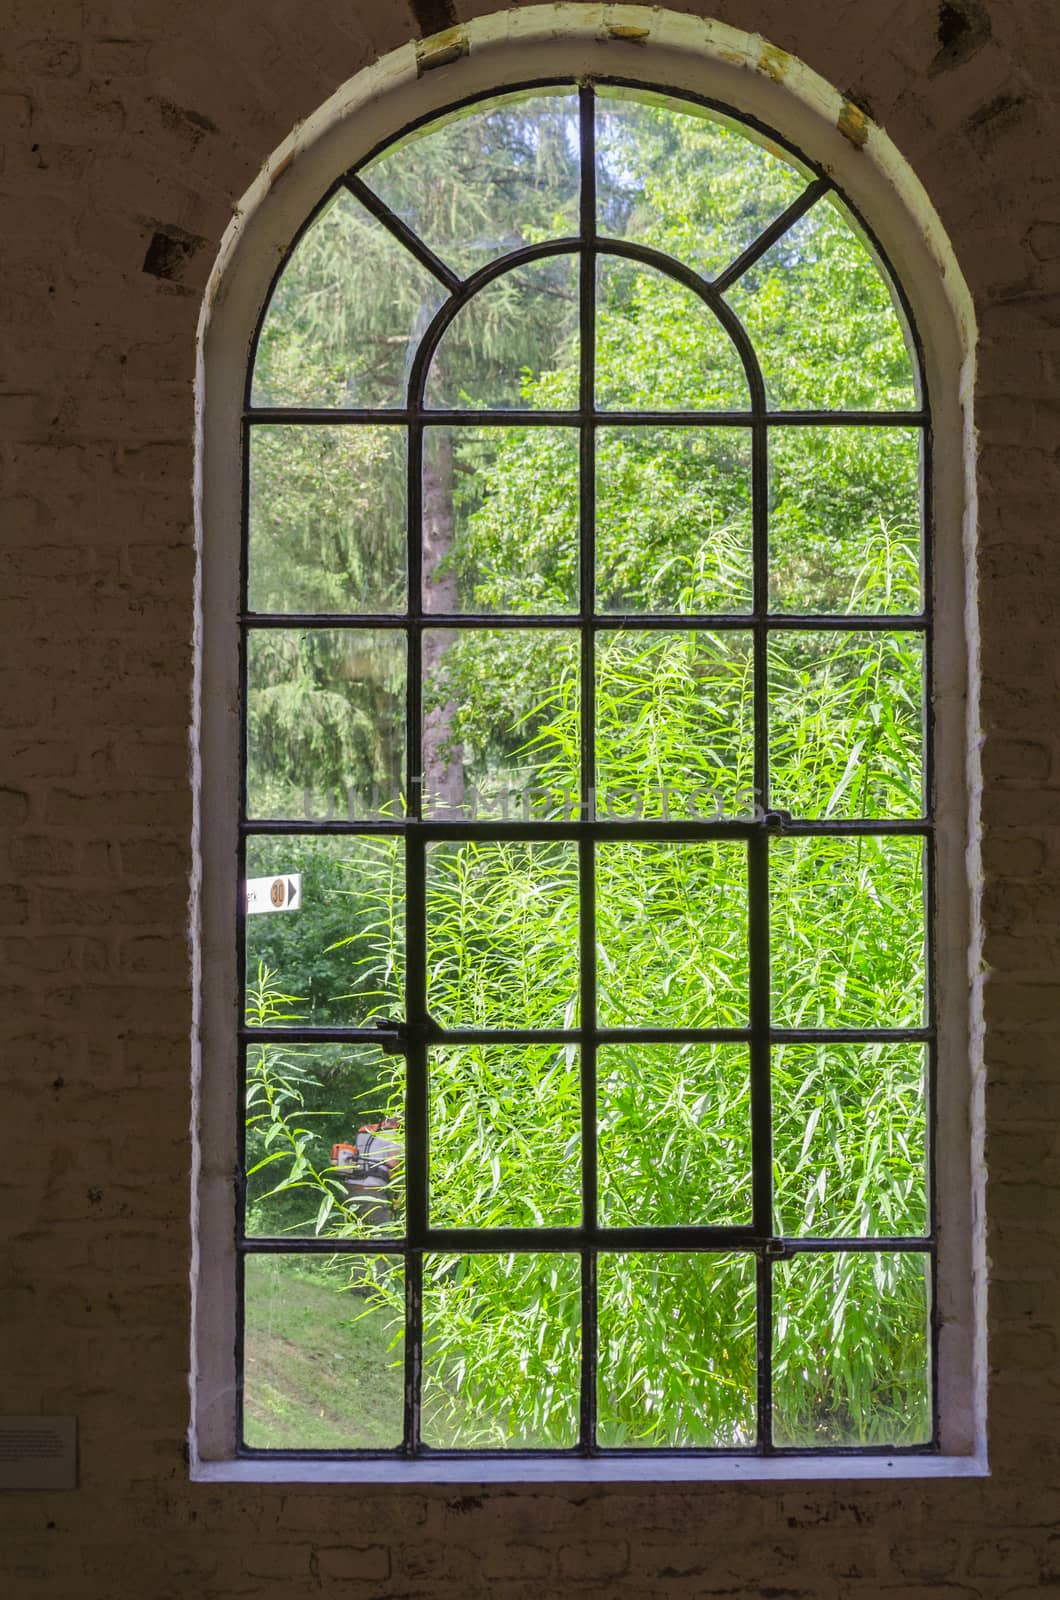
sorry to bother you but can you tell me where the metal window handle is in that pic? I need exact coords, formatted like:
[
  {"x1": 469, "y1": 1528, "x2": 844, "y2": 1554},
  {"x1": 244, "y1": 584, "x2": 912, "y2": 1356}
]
[
  {"x1": 762, "y1": 810, "x2": 792, "y2": 831},
  {"x1": 372, "y1": 1016, "x2": 441, "y2": 1054}
]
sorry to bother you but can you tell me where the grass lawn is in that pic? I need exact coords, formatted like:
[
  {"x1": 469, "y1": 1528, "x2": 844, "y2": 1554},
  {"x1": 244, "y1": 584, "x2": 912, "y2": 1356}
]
[{"x1": 242, "y1": 1255, "x2": 405, "y2": 1450}]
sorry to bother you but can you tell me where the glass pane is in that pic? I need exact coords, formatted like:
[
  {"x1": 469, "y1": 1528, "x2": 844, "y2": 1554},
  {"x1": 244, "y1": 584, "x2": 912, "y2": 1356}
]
[
  {"x1": 425, "y1": 255, "x2": 579, "y2": 410},
  {"x1": 724, "y1": 195, "x2": 918, "y2": 411},
  {"x1": 245, "y1": 629, "x2": 405, "y2": 820},
  {"x1": 596, "y1": 426, "x2": 753, "y2": 614},
  {"x1": 769, "y1": 632, "x2": 924, "y2": 819},
  {"x1": 597, "y1": 1045, "x2": 752, "y2": 1226},
  {"x1": 423, "y1": 426, "x2": 579, "y2": 614},
  {"x1": 773, "y1": 1044, "x2": 927, "y2": 1237},
  {"x1": 251, "y1": 188, "x2": 444, "y2": 409},
  {"x1": 248, "y1": 425, "x2": 406, "y2": 615},
  {"x1": 596, "y1": 842, "x2": 748, "y2": 1027},
  {"x1": 769, "y1": 426, "x2": 922, "y2": 613},
  {"x1": 772, "y1": 1251, "x2": 931, "y2": 1447},
  {"x1": 596, "y1": 86, "x2": 811, "y2": 283},
  {"x1": 245, "y1": 835, "x2": 404, "y2": 1027},
  {"x1": 429, "y1": 1045, "x2": 580, "y2": 1228},
  {"x1": 245, "y1": 1043, "x2": 403, "y2": 1239},
  {"x1": 427, "y1": 841, "x2": 579, "y2": 1029},
  {"x1": 597, "y1": 256, "x2": 749, "y2": 411},
  {"x1": 422, "y1": 1253, "x2": 580, "y2": 1448},
  {"x1": 769, "y1": 837, "x2": 925, "y2": 1028},
  {"x1": 361, "y1": 89, "x2": 580, "y2": 280},
  {"x1": 597, "y1": 1253, "x2": 757, "y2": 1447},
  {"x1": 242, "y1": 1254, "x2": 404, "y2": 1449},
  {"x1": 596, "y1": 631, "x2": 755, "y2": 821},
  {"x1": 423, "y1": 629, "x2": 579, "y2": 820}
]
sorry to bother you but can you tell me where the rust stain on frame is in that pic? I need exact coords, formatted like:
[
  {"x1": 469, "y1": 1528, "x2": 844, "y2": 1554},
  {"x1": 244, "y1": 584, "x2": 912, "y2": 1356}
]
[
  {"x1": 838, "y1": 98, "x2": 870, "y2": 149},
  {"x1": 758, "y1": 44, "x2": 790, "y2": 83},
  {"x1": 268, "y1": 149, "x2": 296, "y2": 188},
  {"x1": 416, "y1": 26, "x2": 469, "y2": 75}
]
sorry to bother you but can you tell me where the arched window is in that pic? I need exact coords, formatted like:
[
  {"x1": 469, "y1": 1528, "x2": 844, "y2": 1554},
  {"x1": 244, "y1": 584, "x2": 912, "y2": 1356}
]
[{"x1": 194, "y1": 27, "x2": 978, "y2": 1480}]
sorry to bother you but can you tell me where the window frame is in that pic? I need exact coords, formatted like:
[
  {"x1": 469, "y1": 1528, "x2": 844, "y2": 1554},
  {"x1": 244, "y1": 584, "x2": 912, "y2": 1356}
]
[{"x1": 192, "y1": 13, "x2": 982, "y2": 1483}]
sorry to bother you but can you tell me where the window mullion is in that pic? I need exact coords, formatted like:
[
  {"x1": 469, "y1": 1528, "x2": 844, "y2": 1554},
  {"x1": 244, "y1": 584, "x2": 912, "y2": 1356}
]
[
  {"x1": 405, "y1": 410, "x2": 427, "y2": 1455},
  {"x1": 750, "y1": 414, "x2": 774, "y2": 1450},
  {"x1": 577, "y1": 80, "x2": 599, "y2": 1457}
]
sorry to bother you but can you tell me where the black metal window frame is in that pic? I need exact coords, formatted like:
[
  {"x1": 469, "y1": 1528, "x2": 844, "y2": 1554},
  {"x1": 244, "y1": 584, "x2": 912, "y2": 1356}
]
[{"x1": 234, "y1": 77, "x2": 937, "y2": 1460}]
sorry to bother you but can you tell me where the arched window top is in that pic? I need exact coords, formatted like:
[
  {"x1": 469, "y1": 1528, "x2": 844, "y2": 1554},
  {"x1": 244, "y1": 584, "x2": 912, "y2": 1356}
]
[{"x1": 249, "y1": 82, "x2": 920, "y2": 419}]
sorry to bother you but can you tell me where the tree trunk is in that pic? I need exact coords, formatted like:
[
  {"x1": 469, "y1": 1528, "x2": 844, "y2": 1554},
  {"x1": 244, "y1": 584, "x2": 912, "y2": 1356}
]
[{"x1": 421, "y1": 427, "x2": 466, "y2": 814}]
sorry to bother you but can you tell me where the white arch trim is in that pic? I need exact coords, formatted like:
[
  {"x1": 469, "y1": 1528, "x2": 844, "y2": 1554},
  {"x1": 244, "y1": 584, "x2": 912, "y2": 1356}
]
[{"x1": 191, "y1": 3, "x2": 983, "y2": 1481}]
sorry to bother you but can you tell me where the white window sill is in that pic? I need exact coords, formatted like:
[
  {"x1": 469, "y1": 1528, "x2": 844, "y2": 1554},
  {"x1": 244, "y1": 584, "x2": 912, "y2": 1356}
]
[{"x1": 192, "y1": 1453, "x2": 989, "y2": 1485}]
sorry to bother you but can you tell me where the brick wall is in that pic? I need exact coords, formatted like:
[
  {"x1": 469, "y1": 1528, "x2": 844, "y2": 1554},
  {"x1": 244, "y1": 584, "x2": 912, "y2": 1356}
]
[{"x1": 2, "y1": 1, "x2": 1058, "y2": 1595}]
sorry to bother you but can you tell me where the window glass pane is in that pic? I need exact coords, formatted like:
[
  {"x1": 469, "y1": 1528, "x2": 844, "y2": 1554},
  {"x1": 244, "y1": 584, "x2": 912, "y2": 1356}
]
[
  {"x1": 597, "y1": 1253, "x2": 757, "y2": 1447},
  {"x1": 595, "y1": 87, "x2": 811, "y2": 282},
  {"x1": 769, "y1": 837, "x2": 925, "y2": 1028},
  {"x1": 422, "y1": 1253, "x2": 580, "y2": 1448},
  {"x1": 596, "y1": 842, "x2": 748, "y2": 1027},
  {"x1": 597, "y1": 256, "x2": 749, "y2": 411},
  {"x1": 427, "y1": 841, "x2": 580, "y2": 1029},
  {"x1": 251, "y1": 189, "x2": 445, "y2": 409},
  {"x1": 245, "y1": 629, "x2": 406, "y2": 820},
  {"x1": 597, "y1": 1045, "x2": 752, "y2": 1226},
  {"x1": 769, "y1": 426, "x2": 922, "y2": 613},
  {"x1": 773, "y1": 1044, "x2": 927, "y2": 1237},
  {"x1": 596, "y1": 631, "x2": 754, "y2": 822},
  {"x1": 248, "y1": 425, "x2": 406, "y2": 615},
  {"x1": 361, "y1": 89, "x2": 580, "y2": 280},
  {"x1": 772, "y1": 1251, "x2": 931, "y2": 1447},
  {"x1": 769, "y1": 632, "x2": 924, "y2": 820},
  {"x1": 724, "y1": 196, "x2": 918, "y2": 411},
  {"x1": 245, "y1": 834, "x2": 403, "y2": 1028},
  {"x1": 423, "y1": 628, "x2": 579, "y2": 820},
  {"x1": 429, "y1": 1045, "x2": 580, "y2": 1228},
  {"x1": 425, "y1": 255, "x2": 579, "y2": 410},
  {"x1": 423, "y1": 426, "x2": 579, "y2": 614},
  {"x1": 245, "y1": 1043, "x2": 403, "y2": 1240},
  {"x1": 242, "y1": 1254, "x2": 404, "y2": 1450},
  {"x1": 596, "y1": 426, "x2": 753, "y2": 614}
]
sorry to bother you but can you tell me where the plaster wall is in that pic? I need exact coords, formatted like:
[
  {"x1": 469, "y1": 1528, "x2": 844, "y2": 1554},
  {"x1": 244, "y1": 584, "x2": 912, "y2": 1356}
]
[{"x1": 1, "y1": 1, "x2": 1058, "y2": 1595}]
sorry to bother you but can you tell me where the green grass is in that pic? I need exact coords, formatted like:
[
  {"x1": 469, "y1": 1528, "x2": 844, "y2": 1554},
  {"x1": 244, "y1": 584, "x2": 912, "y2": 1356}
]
[{"x1": 242, "y1": 1256, "x2": 404, "y2": 1450}]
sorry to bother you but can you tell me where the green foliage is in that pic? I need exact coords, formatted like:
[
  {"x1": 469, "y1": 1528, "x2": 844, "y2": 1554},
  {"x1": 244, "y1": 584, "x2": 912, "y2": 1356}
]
[
  {"x1": 242, "y1": 87, "x2": 931, "y2": 1452},
  {"x1": 245, "y1": 835, "x2": 403, "y2": 1026},
  {"x1": 244, "y1": 966, "x2": 401, "y2": 1240}
]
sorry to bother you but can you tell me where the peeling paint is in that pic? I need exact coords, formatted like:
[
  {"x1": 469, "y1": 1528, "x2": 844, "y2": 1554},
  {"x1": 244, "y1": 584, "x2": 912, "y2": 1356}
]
[
  {"x1": 837, "y1": 99, "x2": 869, "y2": 150},
  {"x1": 606, "y1": 24, "x2": 650, "y2": 43},
  {"x1": 930, "y1": 0, "x2": 992, "y2": 77},
  {"x1": 154, "y1": 96, "x2": 220, "y2": 143},
  {"x1": 142, "y1": 224, "x2": 207, "y2": 282},
  {"x1": 758, "y1": 44, "x2": 789, "y2": 84},
  {"x1": 408, "y1": 0, "x2": 457, "y2": 36},
  {"x1": 415, "y1": 25, "x2": 468, "y2": 75}
]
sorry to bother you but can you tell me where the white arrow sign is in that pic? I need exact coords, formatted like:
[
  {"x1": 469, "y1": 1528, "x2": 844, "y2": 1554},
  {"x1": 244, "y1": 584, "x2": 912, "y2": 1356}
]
[{"x1": 246, "y1": 873, "x2": 302, "y2": 915}]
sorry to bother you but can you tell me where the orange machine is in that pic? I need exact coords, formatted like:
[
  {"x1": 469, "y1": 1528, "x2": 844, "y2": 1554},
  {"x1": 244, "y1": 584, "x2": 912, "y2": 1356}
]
[{"x1": 331, "y1": 1118, "x2": 402, "y2": 1192}]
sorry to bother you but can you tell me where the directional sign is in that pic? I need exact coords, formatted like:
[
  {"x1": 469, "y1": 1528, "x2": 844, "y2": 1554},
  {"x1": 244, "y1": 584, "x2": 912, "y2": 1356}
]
[{"x1": 246, "y1": 873, "x2": 302, "y2": 914}]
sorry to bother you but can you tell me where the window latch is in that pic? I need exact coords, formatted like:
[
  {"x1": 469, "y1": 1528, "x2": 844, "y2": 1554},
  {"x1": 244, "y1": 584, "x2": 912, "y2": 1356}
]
[
  {"x1": 372, "y1": 1016, "x2": 441, "y2": 1054},
  {"x1": 757, "y1": 1238, "x2": 791, "y2": 1261}
]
